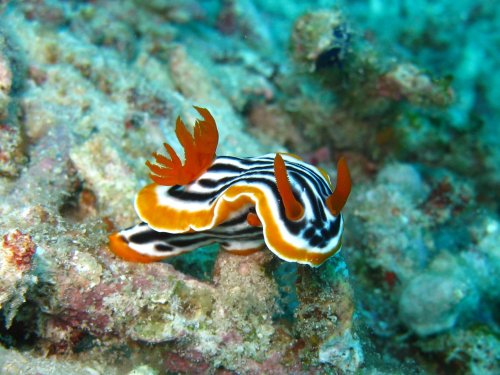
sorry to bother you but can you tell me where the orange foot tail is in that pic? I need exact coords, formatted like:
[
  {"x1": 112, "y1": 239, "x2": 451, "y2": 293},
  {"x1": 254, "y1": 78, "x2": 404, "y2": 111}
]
[{"x1": 108, "y1": 232, "x2": 166, "y2": 263}]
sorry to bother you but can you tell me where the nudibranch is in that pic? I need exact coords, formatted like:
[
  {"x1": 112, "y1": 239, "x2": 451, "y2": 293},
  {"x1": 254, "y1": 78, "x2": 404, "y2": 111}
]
[{"x1": 109, "y1": 107, "x2": 351, "y2": 267}]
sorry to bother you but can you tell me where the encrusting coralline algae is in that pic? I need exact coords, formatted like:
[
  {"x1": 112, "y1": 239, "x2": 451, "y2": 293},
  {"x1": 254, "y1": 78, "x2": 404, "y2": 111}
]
[{"x1": 0, "y1": 0, "x2": 498, "y2": 374}]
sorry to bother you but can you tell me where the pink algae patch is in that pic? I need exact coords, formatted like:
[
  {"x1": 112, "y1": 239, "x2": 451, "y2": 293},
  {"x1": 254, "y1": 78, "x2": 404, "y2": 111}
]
[{"x1": 1, "y1": 229, "x2": 36, "y2": 271}]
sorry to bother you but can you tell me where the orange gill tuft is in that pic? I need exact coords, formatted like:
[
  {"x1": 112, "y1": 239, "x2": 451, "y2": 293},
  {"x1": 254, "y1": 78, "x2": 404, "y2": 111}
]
[{"x1": 145, "y1": 106, "x2": 219, "y2": 186}]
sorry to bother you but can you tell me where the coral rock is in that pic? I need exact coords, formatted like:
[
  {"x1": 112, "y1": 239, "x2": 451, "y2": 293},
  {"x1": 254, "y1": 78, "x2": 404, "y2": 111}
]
[
  {"x1": 0, "y1": 230, "x2": 37, "y2": 327},
  {"x1": 291, "y1": 10, "x2": 349, "y2": 71}
]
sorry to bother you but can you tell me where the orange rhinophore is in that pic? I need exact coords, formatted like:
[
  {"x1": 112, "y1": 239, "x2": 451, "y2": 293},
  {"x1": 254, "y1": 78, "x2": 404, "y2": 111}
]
[
  {"x1": 109, "y1": 107, "x2": 351, "y2": 267},
  {"x1": 326, "y1": 157, "x2": 351, "y2": 216},
  {"x1": 273, "y1": 153, "x2": 305, "y2": 221}
]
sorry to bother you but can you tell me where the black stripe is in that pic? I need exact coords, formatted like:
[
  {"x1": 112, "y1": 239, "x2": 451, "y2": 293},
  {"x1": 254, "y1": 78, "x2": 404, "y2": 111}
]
[
  {"x1": 197, "y1": 178, "x2": 223, "y2": 188},
  {"x1": 169, "y1": 158, "x2": 331, "y2": 207},
  {"x1": 129, "y1": 229, "x2": 178, "y2": 244},
  {"x1": 215, "y1": 155, "x2": 331, "y2": 198},
  {"x1": 155, "y1": 244, "x2": 173, "y2": 252},
  {"x1": 129, "y1": 224, "x2": 262, "y2": 246},
  {"x1": 328, "y1": 214, "x2": 341, "y2": 236},
  {"x1": 222, "y1": 156, "x2": 273, "y2": 167},
  {"x1": 285, "y1": 162, "x2": 332, "y2": 196},
  {"x1": 208, "y1": 163, "x2": 246, "y2": 174},
  {"x1": 218, "y1": 212, "x2": 248, "y2": 227},
  {"x1": 168, "y1": 232, "x2": 262, "y2": 248}
]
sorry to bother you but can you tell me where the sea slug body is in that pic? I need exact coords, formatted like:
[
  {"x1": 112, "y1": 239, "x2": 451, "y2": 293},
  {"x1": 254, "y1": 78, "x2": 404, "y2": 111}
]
[{"x1": 109, "y1": 107, "x2": 351, "y2": 266}]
